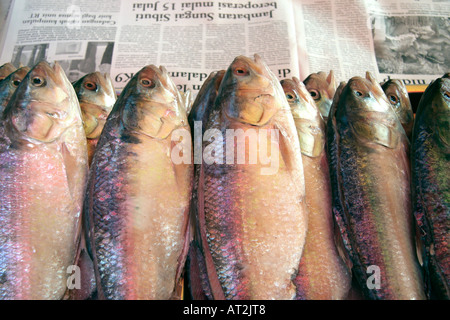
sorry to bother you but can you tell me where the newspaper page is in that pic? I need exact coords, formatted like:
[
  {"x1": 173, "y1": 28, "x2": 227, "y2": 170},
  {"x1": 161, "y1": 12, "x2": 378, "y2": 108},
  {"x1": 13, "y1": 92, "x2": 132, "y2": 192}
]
[
  {"x1": 0, "y1": 0, "x2": 300, "y2": 94},
  {"x1": 292, "y1": 0, "x2": 450, "y2": 88}
]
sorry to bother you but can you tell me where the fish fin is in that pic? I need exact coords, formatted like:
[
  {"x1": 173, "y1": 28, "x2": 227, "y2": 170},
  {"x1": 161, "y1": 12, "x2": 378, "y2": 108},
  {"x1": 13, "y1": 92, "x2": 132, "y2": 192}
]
[
  {"x1": 180, "y1": 90, "x2": 194, "y2": 115},
  {"x1": 60, "y1": 125, "x2": 88, "y2": 204},
  {"x1": 334, "y1": 216, "x2": 353, "y2": 272},
  {"x1": 274, "y1": 115, "x2": 305, "y2": 196},
  {"x1": 327, "y1": 70, "x2": 337, "y2": 93},
  {"x1": 170, "y1": 276, "x2": 185, "y2": 300},
  {"x1": 173, "y1": 204, "x2": 192, "y2": 299},
  {"x1": 65, "y1": 246, "x2": 97, "y2": 300},
  {"x1": 186, "y1": 240, "x2": 214, "y2": 300}
]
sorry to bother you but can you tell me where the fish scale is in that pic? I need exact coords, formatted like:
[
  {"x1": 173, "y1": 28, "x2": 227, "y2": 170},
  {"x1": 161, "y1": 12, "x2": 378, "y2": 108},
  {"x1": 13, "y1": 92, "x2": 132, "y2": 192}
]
[
  {"x1": 196, "y1": 55, "x2": 308, "y2": 300},
  {"x1": 411, "y1": 76, "x2": 450, "y2": 299},
  {"x1": 84, "y1": 65, "x2": 192, "y2": 300},
  {"x1": 87, "y1": 120, "x2": 130, "y2": 300},
  {"x1": 327, "y1": 74, "x2": 426, "y2": 300},
  {"x1": 0, "y1": 61, "x2": 88, "y2": 300},
  {"x1": 281, "y1": 77, "x2": 351, "y2": 300}
]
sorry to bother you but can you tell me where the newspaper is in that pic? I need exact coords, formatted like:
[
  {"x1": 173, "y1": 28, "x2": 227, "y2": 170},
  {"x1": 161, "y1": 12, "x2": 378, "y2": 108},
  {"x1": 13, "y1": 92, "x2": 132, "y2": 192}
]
[
  {"x1": 293, "y1": 0, "x2": 449, "y2": 89},
  {"x1": 0, "y1": 0, "x2": 448, "y2": 95}
]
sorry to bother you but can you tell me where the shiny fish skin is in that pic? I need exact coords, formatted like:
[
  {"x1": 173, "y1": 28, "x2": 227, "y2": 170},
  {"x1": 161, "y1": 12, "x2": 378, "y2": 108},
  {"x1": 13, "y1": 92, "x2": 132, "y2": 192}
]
[
  {"x1": 303, "y1": 71, "x2": 337, "y2": 122},
  {"x1": 197, "y1": 55, "x2": 308, "y2": 300},
  {"x1": 281, "y1": 77, "x2": 351, "y2": 300},
  {"x1": 327, "y1": 72, "x2": 426, "y2": 300},
  {"x1": 381, "y1": 79, "x2": 414, "y2": 139},
  {"x1": 0, "y1": 61, "x2": 88, "y2": 300},
  {"x1": 411, "y1": 77, "x2": 450, "y2": 299},
  {"x1": 84, "y1": 65, "x2": 193, "y2": 300},
  {"x1": 186, "y1": 70, "x2": 225, "y2": 300},
  {"x1": 0, "y1": 67, "x2": 30, "y2": 114},
  {"x1": 72, "y1": 72, "x2": 117, "y2": 165}
]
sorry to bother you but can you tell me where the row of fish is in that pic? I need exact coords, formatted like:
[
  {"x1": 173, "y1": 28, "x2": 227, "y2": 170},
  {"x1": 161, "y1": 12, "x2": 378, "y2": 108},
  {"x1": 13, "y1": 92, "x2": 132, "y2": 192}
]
[{"x1": 0, "y1": 57, "x2": 448, "y2": 300}]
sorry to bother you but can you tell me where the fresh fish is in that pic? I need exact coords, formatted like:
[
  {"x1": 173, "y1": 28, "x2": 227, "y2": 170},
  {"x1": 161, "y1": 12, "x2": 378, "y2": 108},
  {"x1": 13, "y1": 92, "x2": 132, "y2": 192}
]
[
  {"x1": 0, "y1": 63, "x2": 16, "y2": 81},
  {"x1": 327, "y1": 72, "x2": 426, "y2": 300},
  {"x1": 411, "y1": 76, "x2": 450, "y2": 299},
  {"x1": 188, "y1": 70, "x2": 225, "y2": 134},
  {"x1": 0, "y1": 61, "x2": 88, "y2": 299},
  {"x1": 72, "y1": 72, "x2": 116, "y2": 165},
  {"x1": 0, "y1": 67, "x2": 30, "y2": 114},
  {"x1": 303, "y1": 70, "x2": 337, "y2": 122},
  {"x1": 185, "y1": 70, "x2": 225, "y2": 300},
  {"x1": 281, "y1": 77, "x2": 351, "y2": 300},
  {"x1": 381, "y1": 79, "x2": 414, "y2": 139},
  {"x1": 195, "y1": 54, "x2": 308, "y2": 299},
  {"x1": 84, "y1": 65, "x2": 193, "y2": 300}
]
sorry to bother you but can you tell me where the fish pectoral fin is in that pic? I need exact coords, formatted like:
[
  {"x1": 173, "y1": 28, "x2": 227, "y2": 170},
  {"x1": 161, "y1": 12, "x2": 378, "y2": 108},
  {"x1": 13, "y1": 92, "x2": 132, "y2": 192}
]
[
  {"x1": 186, "y1": 240, "x2": 214, "y2": 300},
  {"x1": 61, "y1": 141, "x2": 83, "y2": 200},
  {"x1": 173, "y1": 204, "x2": 192, "y2": 295},
  {"x1": 66, "y1": 248, "x2": 97, "y2": 300},
  {"x1": 276, "y1": 123, "x2": 304, "y2": 193}
]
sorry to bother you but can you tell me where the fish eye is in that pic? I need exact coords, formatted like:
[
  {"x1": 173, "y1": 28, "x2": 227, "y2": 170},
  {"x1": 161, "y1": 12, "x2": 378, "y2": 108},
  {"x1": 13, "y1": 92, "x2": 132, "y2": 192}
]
[
  {"x1": 140, "y1": 78, "x2": 155, "y2": 88},
  {"x1": 84, "y1": 81, "x2": 97, "y2": 91},
  {"x1": 389, "y1": 95, "x2": 398, "y2": 104},
  {"x1": 309, "y1": 89, "x2": 320, "y2": 100},
  {"x1": 12, "y1": 80, "x2": 21, "y2": 87},
  {"x1": 233, "y1": 67, "x2": 249, "y2": 76},
  {"x1": 31, "y1": 76, "x2": 45, "y2": 87},
  {"x1": 285, "y1": 92, "x2": 295, "y2": 101}
]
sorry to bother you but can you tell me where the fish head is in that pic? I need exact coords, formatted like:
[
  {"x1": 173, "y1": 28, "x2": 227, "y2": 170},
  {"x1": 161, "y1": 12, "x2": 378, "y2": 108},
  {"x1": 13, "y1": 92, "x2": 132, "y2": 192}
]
[
  {"x1": 281, "y1": 77, "x2": 325, "y2": 157},
  {"x1": 4, "y1": 61, "x2": 80, "y2": 143},
  {"x1": 73, "y1": 72, "x2": 117, "y2": 139},
  {"x1": 188, "y1": 70, "x2": 224, "y2": 127},
  {"x1": 416, "y1": 77, "x2": 450, "y2": 150},
  {"x1": 338, "y1": 72, "x2": 404, "y2": 148},
  {"x1": 381, "y1": 79, "x2": 414, "y2": 130},
  {"x1": 121, "y1": 64, "x2": 186, "y2": 139},
  {"x1": 0, "y1": 66, "x2": 30, "y2": 112},
  {"x1": 218, "y1": 54, "x2": 285, "y2": 126},
  {"x1": 0, "y1": 62, "x2": 16, "y2": 81},
  {"x1": 304, "y1": 70, "x2": 337, "y2": 120}
]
